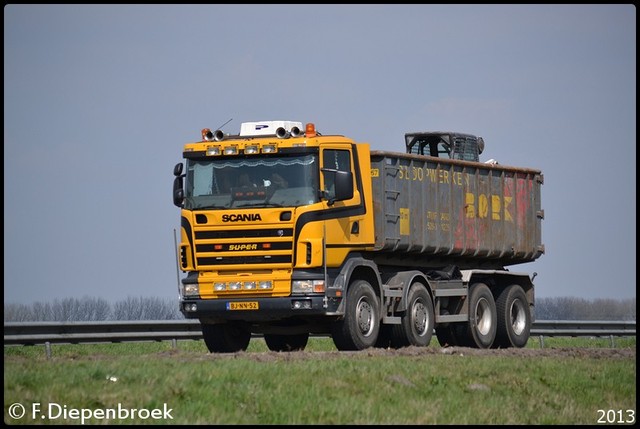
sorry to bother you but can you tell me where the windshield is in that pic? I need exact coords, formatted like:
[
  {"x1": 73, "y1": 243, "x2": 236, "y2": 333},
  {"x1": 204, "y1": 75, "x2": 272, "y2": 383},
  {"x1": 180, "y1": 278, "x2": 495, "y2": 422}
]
[{"x1": 184, "y1": 154, "x2": 319, "y2": 209}]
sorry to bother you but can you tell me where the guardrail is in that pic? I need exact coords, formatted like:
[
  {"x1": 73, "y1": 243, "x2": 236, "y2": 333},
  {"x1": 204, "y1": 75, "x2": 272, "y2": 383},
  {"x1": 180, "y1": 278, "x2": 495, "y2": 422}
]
[
  {"x1": 4, "y1": 319, "x2": 635, "y2": 347},
  {"x1": 529, "y1": 320, "x2": 636, "y2": 348},
  {"x1": 4, "y1": 320, "x2": 205, "y2": 346}
]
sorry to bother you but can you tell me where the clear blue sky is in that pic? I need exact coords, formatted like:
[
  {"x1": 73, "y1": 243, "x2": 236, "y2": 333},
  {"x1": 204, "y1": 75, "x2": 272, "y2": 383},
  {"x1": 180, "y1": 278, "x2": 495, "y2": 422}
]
[{"x1": 4, "y1": 4, "x2": 636, "y2": 304}]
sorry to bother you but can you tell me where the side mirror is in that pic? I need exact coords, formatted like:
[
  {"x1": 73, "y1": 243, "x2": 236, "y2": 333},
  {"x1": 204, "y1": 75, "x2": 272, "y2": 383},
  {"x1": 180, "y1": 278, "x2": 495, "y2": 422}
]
[
  {"x1": 174, "y1": 163, "x2": 183, "y2": 176},
  {"x1": 173, "y1": 176, "x2": 184, "y2": 207},
  {"x1": 173, "y1": 163, "x2": 185, "y2": 207},
  {"x1": 333, "y1": 170, "x2": 354, "y2": 202},
  {"x1": 321, "y1": 168, "x2": 353, "y2": 205}
]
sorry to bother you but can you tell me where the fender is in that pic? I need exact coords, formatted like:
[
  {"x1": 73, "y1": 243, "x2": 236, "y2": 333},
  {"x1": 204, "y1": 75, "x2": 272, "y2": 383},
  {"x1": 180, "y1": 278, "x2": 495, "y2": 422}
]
[
  {"x1": 381, "y1": 270, "x2": 430, "y2": 312},
  {"x1": 325, "y1": 254, "x2": 383, "y2": 316},
  {"x1": 461, "y1": 269, "x2": 535, "y2": 316}
]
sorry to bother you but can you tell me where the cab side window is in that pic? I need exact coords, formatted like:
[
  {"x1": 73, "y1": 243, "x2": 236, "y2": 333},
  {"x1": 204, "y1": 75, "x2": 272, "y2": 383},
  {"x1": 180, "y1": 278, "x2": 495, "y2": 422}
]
[{"x1": 322, "y1": 149, "x2": 351, "y2": 200}]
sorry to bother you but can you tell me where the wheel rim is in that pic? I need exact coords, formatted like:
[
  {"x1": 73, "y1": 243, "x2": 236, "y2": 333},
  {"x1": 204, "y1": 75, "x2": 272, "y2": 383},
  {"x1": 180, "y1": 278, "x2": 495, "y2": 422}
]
[
  {"x1": 475, "y1": 297, "x2": 493, "y2": 336},
  {"x1": 509, "y1": 299, "x2": 527, "y2": 336},
  {"x1": 356, "y1": 296, "x2": 374, "y2": 336},
  {"x1": 412, "y1": 299, "x2": 428, "y2": 336}
]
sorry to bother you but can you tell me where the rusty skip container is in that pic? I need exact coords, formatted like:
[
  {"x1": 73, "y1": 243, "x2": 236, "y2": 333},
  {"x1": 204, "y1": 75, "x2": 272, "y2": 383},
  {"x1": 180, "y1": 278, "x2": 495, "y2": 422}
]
[{"x1": 369, "y1": 150, "x2": 544, "y2": 269}]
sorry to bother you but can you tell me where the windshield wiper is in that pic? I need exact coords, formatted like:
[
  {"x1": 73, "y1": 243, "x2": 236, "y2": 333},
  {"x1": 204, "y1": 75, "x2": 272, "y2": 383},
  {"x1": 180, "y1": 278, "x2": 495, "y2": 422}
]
[
  {"x1": 194, "y1": 204, "x2": 228, "y2": 210},
  {"x1": 235, "y1": 202, "x2": 284, "y2": 208}
]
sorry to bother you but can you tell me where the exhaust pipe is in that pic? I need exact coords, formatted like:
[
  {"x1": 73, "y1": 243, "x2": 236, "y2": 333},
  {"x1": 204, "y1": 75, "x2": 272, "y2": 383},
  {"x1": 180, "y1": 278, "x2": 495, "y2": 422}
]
[
  {"x1": 213, "y1": 129, "x2": 225, "y2": 141},
  {"x1": 202, "y1": 128, "x2": 226, "y2": 142},
  {"x1": 202, "y1": 128, "x2": 214, "y2": 141},
  {"x1": 276, "y1": 127, "x2": 289, "y2": 139},
  {"x1": 277, "y1": 126, "x2": 302, "y2": 139}
]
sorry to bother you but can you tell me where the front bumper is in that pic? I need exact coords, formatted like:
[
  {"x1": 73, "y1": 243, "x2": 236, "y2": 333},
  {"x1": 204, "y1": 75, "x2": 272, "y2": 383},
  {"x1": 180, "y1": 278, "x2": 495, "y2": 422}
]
[{"x1": 180, "y1": 295, "x2": 342, "y2": 322}]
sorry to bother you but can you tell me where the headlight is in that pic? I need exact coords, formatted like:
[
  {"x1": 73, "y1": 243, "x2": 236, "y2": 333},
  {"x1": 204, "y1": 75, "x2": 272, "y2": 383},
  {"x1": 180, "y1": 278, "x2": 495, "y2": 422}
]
[
  {"x1": 259, "y1": 281, "x2": 273, "y2": 290},
  {"x1": 292, "y1": 280, "x2": 325, "y2": 294},
  {"x1": 183, "y1": 284, "x2": 200, "y2": 297}
]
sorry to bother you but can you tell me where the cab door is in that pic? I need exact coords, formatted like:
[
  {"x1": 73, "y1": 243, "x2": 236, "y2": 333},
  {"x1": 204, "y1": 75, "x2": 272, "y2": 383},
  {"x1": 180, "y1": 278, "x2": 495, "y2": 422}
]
[{"x1": 320, "y1": 145, "x2": 368, "y2": 266}]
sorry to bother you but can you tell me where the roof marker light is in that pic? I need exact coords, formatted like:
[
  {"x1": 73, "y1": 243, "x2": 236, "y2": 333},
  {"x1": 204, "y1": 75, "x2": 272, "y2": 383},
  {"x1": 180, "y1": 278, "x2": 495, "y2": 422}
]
[
  {"x1": 206, "y1": 146, "x2": 221, "y2": 156},
  {"x1": 244, "y1": 145, "x2": 259, "y2": 154},
  {"x1": 224, "y1": 146, "x2": 238, "y2": 155},
  {"x1": 262, "y1": 144, "x2": 277, "y2": 153},
  {"x1": 305, "y1": 123, "x2": 316, "y2": 138}
]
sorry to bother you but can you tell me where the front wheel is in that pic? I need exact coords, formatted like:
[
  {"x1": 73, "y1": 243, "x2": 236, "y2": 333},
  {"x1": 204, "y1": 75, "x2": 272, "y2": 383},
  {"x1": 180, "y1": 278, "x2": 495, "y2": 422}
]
[
  {"x1": 264, "y1": 333, "x2": 309, "y2": 352},
  {"x1": 201, "y1": 322, "x2": 251, "y2": 353},
  {"x1": 331, "y1": 279, "x2": 380, "y2": 351}
]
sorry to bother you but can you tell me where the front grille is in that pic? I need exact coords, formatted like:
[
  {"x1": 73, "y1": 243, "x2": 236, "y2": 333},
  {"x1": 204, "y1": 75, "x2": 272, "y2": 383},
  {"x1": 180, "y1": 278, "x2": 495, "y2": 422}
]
[
  {"x1": 195, "y1": 228, "x2": 293, "y2": 239},
  {"x1": 197, "y1": 255, "x2": 292, "y2": 265},
  {"x1": 196, "y1": 242, "x2": 292, "y2": 252},
  {"x1": 193, "y1": 227, "x2": 294, "y2": 268}
]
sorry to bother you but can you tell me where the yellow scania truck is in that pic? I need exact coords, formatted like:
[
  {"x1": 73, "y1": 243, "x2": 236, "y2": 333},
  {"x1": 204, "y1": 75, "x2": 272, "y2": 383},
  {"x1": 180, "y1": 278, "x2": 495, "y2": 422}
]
[{"x1": 172, "y1": 121, "x2": 544, "y2": 353}]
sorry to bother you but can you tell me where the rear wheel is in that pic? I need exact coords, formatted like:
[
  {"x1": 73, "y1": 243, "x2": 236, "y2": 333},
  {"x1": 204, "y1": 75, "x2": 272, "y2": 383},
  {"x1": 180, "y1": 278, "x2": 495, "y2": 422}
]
[
  {"x1": 201, "y1": 322, "x2": 251, "y2": 353},
  {"x1": 331, "y1": 279, "x2": 380, "y2": 351},
  {"x1": 458, "y1": 283, "x2": 497, "y2": 348},
  {"x1": 494, "y1": 285, "x2": 531, "y2": 348},
  {"x1": 391, "y1": 282, "x2": 434, "y2": 348},
  {"x1": 468, "y1": 283, "x2": 497, "y2": 348},
  {"x1": 264, "y1": 333, "x2": 309, "y2": 352}
]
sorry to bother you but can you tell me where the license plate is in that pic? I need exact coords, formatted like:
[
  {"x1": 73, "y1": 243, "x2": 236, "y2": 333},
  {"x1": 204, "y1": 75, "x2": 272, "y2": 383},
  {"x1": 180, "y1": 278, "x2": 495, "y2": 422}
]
[{"x1": 227, "y1": 301, "x2": 259, "y2": 310}]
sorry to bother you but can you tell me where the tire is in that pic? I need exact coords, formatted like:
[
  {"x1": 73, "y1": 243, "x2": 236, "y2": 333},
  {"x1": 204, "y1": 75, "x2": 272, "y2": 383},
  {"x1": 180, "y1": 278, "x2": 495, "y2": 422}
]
[
  {"x1": 331, "y1": 279, "x2": 380, "y2": 351},
  {"x1": 391, "y1": 282, "x2": 434, "y2": 348},
  {"x1": 463, "y1": 283, "x2": 497, "y2": 349},
  {"x1": 494, "y1": 284, "x2": 531, "y2": 348},
  {"x1": 201, "y1": 322, "x2": 251, "y2": 353},
  {"x1": 263, "y1": 333, "x2": 309, "y2": 352}
]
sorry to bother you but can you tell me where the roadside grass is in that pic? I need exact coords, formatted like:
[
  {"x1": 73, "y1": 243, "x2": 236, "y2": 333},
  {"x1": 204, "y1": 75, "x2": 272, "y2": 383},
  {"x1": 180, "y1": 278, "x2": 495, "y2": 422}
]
[{"x1": 4, "y1": 337, "x2": 636, "y2": 425}]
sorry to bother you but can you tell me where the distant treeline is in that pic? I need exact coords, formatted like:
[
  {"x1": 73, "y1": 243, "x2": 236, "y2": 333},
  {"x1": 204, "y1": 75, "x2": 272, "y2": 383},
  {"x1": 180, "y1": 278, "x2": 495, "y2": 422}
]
[
  {"x1": 4, "y1": 296, "x2": 182, "y2": 322},
  {"x1": 3, "y1": 295, "x2": 636, "y2": 322}
]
